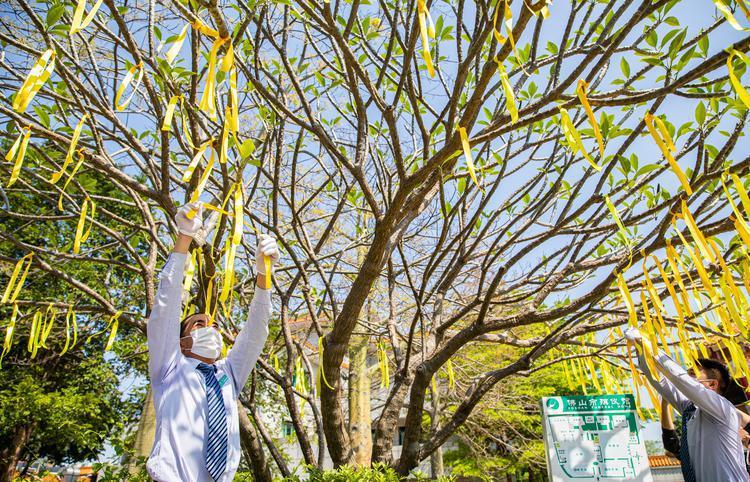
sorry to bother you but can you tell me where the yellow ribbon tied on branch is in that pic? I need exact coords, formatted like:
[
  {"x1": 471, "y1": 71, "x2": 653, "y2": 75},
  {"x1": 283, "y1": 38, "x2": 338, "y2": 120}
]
[
  {"x1": 644, "y1": 112, "x2": 692, "y2": 195},
  {"x1": 1, "y1": 253, "x2": 33, "y2": 304},
  {"x1": 52, "y1": 114, "x2": 88, "y2": 185},
  {"x1": 13, "y1": 49, "x2": 56, "y2": 112},
  {"x1": 576, "y1": 80, "x2": 604, "y2": 158},
  {"x1": 458, "y1": 126, "x2": 481, "y2": 191},
  {"x1": 70, "y1": 0, "x2": 104, "y2": 35},
  {"x1": 0, "y1": 303, "x2": 19, "y2": 366},
  {"x1": 417, "y1": 0, "x2": 436, "y2": 77},
  {"x1": 316, "y1": 337, "x2": 335, "y2": 391},
  {"x1": 73, "y1": 196, "x2": 96, "y2": 254},
  {"x1": 199, "y1": 37, "x2": 229, "y2": 120},
  {"x1": 115, "y1": 63, "x2": 144, "y2": 111},
  {"x1": 713, "y1": 0, "x2": 749, "y2": 30},
  {"x1": 494, "y1": 59, "x2": 519, "y2": 122},
  {"x1": 164, "y1": 23, "x2": 190, "y2": 65},
  {"x1": 560, "y1": 107, "x2": 601, "y2": 171},
  {"x1": 6, "y1": 126, "x2": 32, "y2": 187},
  {"x1": 219, "y1": 183, "x2": 244, "y2": 304},
  {"x1": 58, "y1": 150, "x2": 87, "y2": 211},
  {"x1": 60, "y1": 305, "x2": 78, "y2": 356},
  {"x1": 727, "y1": 48, "x2": 750, "y2": 109}
]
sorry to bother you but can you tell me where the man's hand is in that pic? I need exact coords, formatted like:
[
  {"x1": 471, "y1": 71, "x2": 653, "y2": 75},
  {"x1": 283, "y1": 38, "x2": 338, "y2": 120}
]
[
  {"x1": 193, "y1": 210, "x2": 219, "y2": 246},
  {"x1": 624, "y1": 327, "x2": 643, "y2": 343},
  {"x1": 255, "y1": 234, "x2": 280, "y2": 276},
  {"x1": 176, "y1": 202, "x2": 204, "y2": 240}
]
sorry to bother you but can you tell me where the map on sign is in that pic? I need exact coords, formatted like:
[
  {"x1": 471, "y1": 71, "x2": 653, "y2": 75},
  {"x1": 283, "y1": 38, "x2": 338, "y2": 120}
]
[{"x1": 541, "y1": 395, "x2": 653, "y2": 482}]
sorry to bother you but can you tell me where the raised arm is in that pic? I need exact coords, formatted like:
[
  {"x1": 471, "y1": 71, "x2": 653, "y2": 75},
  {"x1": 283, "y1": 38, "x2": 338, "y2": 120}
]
[
  {"x1": 148, "y1": 203, "x2": 216, "y2": 383},
  {"x1": 147, "y1": 245, "x2": 188, "y2": 383},
  {"x1": 626, "y1": 328, "x2": 737, "y2": 424},
  {"x1": 225, "y1": 234, "x2": 279, "y2": 391},
  {"x1": 636, "y1": 350, "x2": 691, "y2": 413},
  {"x1": 652, "y1": 351, "x2": 738, "y2": 423}
]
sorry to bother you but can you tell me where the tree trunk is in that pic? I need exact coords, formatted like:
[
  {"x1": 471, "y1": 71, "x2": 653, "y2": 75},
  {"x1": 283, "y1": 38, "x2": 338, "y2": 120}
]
[
  {"x1": 348, "y1": 332, "x2": 372, "y2": 467},
  {"x1": 237, "y1": 401, "x2": 273, "y2": 482},
  {"x1": 131, "y1": 386, "x2": 156, "y2": 467},
  {"x1": 429, "y1": 382, "x2": 444, "y2": 478},
  {"x1": 0, "y1": 424, "x2": 33, "y2": 482}
]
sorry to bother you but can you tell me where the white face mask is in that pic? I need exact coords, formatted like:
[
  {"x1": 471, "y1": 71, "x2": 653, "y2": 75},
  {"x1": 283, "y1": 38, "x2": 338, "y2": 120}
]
[{"x1": 187, "y1": 326, "x2": 222, "y2": 359}]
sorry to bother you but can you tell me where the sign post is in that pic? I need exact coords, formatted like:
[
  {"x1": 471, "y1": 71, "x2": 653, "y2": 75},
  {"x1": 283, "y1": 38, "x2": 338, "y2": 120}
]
[{"x1": 541, "y1": 394, "x2": 653, "y2": 481}]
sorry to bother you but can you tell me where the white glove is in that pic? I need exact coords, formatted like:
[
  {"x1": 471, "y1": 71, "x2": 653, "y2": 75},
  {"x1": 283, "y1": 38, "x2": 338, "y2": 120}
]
[
  {"x1": 193, "y1": 210, "x2": 219, "y2": 246},
  {"x1": 175, "y1": 202, "x2": 203, "y2": 239},
  {"x1": 624, "y1": 327, "x2": 643, "y2": 343},
  {"x1": 255, "y1": 234, "x2": 280, "y2": 276}
]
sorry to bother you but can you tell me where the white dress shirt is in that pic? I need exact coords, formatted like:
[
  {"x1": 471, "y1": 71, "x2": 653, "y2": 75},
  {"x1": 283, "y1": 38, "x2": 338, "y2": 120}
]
[
  {"x1": 639, "y1": 351, "x2": 750, "y2": 482},
  {"x1": 146, "y1": 252, "x2": 271, "y2": 482}
]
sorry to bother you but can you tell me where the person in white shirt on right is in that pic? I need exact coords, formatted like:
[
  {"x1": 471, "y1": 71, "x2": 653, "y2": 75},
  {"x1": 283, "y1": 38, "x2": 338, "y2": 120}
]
[{"x1": 625, "y1": 327, "x2": 750, "y2": 482}]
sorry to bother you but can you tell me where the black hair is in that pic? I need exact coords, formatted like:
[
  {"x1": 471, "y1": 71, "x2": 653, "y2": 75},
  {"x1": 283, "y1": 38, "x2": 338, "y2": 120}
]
[
  {"x1": 695, "y1": 358, "x2": 749, "y2": 405},
  {"x1": 695, "y1": 358, "x2": 730, "y2": 390}
]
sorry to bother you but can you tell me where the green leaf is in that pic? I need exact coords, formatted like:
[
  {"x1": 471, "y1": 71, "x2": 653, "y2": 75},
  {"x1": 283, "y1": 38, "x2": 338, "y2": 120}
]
[
  {"x1": 620, "y1": 57, "x2": 630, "y2": 78},
  {"x1": 695, "y1": 102, "x2": 706, "y2": 125},
  {"x1": 698, "y1": 34, "x2": 709, "y2": 57},
  {"x1": 238, "y1": 138, "x2": 255, "y2": 158},
  {"x1": 46, "y1": 4, "x2": 66, "y2": 27}
]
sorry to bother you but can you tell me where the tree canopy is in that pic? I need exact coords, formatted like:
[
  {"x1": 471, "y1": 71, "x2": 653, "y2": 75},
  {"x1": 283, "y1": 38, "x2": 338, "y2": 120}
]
[{"x1": 1, "y1": 0, "x2": 750, "y2": 475}]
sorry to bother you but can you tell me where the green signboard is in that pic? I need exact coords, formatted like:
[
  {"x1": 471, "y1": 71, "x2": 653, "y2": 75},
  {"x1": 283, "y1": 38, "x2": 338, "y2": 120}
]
[{"x1": 541, "y1": 395, "x2": 653, "y2": 481}]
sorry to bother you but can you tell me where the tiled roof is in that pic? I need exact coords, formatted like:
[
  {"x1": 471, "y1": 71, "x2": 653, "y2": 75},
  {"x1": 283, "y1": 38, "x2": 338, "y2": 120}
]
[{"x1": 648, "y1": 455, "x2": 681, "y2": 468}]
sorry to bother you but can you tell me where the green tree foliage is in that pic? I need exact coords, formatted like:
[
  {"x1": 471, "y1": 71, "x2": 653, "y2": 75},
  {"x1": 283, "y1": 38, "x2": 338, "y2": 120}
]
[{"x1": 442, "y1": 332, "x2": 582, "y2": 479}]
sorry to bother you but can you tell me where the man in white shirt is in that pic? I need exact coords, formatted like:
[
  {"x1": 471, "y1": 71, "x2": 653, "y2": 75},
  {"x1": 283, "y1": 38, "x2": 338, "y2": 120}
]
[
  {"x1": 625, "y1": 327, "x2": 750, "y2": 482},
  {"x1": 146, "y1": 202, "x2": 279, "y2": 482}
]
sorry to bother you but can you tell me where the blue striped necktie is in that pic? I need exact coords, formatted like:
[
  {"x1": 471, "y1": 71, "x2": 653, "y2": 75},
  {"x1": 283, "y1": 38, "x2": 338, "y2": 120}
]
[
  {"x1": 196, "y1": 363, "x2": 228, "y2": 481},
  {"x1": 679, "y1": 403, "x2": 697, "y2": 482}
]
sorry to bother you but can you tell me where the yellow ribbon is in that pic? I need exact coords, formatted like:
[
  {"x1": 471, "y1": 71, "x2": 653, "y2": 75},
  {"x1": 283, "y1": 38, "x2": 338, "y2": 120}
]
[
  {"x1": 494, "y1": 58, "x2": 519, "y2": 122},
  {"x1": 182, "y1": 139, "x2": 213, "y2": 183},
  {"x1": 104, "y1": 311, "x2": 122, "y2": 351},
  {"x1": 0, "y1": 303, "x2": 19, "y2": 365},
  {"x1": 576, "y1": 80, "x2": 604, "y2": 158},
  {"x1": 115, "y1": 63, "x2": 144, "y2": 111},
  {"x1": 316, "y1": 337, "x2": 335, "y2": 391},
  {"x1": 73, "y1": 196, "x2": 96, "y2": 254},
  {"x1": 28, "y1": 310, "x2": 42, "y2": 358},
  {"x1": 188, "y1": 147, "x2": 216, "y2": 204},
  {"x1": 191, "y1": 19, "x2": 220, "y2": 38},
  {"x1": 714, "y1": 0, "x2": 749, "y2": 30},
  {"x1": 219, "y1": 183, "x2": 244, "y2": 304},
  {"x1": 560, "y1": 107, "x2": 600, "y2": 171},
  {"x1": 164, "y1": 23, "x2": 190, "y2": 65},
  {"x1": 680, "y1": 200, "x2": 715, "y2": 263},
  {"x1": 417, "y1": 0, "x2": 436, "y2": 77},
  {"x1": 6, "y1": 126, "x2": 32, "y2": 187},
  {"x1": 525, "y1": 0, "x2": 550, "y2": 18},
  {"x1": 70, "y1": 0, "x2": 104, "y2": 35},
  {"x1": 162, "y1": 95, "x2": 180, "y2": 131},
  {"x1": 458, "y1": 126, "x2": 481, "y2": 191},
  {"x1": 644, "y1": 112, "x2": 692, "y2": 195},
  {"x1": 199, "y1": 37, "x2": 229, "y2": 120},
  {"x1": 1, "y1": 253, "x2": 33, "y2": 304},
  {"x1": 604, "y1": 195, "x2": 628, "y2": 241},
  {"x1": 13, "y1": 49, "x2": 56, "y2": 112},
  {"x1": 52, "y1": 115, "x2": 88, "y2": 185},
  {"x1": 616, "y1": 271, "x2": 637, "y2": 327},
  {"x1": 494, "y1": 0, "x2": 525, "y2": 72},
  {"x1": 57, "y1": 150, "x2": 86, "y2": 211},
  {"x1": 60, "y1": 305, "x2": 77, "y2": 355},
  {"x1": 228, "y1": 67, "x2": 239, "y2": 134},
  {"x1": 727, "y1": 48, "x2": 750, "y2": 109}
]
